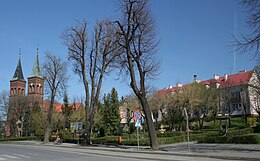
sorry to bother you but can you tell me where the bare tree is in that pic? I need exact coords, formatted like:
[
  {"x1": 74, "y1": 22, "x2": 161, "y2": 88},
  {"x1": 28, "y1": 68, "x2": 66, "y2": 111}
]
[
  {"x1": 115, "y1": 0, "x2": 160, "y2": 149},
  {"x1": 63, "y1": 19, "x2": 120, "y2": 145},
  {"x1": 8, "y1": 95, "x2": 29, "y2": 137},
  {"x1": 235, "y1": 0, "x2": 260, "y2": 59},
  {"x1": 42, "y1": 53, "x2": 68, "y2": 143}
]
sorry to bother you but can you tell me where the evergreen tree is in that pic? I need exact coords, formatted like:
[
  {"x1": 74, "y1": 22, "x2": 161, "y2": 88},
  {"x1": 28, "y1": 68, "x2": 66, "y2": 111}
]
[
  {"x1": 62, "y1": 91, "x2": 72, "y2": 129},
  {"x1": 101, "y1": 88, "x2": 120, "y2": 135}
]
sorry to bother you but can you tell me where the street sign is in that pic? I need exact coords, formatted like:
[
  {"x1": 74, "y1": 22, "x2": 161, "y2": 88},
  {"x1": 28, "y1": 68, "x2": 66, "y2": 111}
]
[
  {"x1": 135, "y1": 120, "x2": 141, "y2": 128},
  {"x1": 77, "y1": 122, "x2": 83, "y2": 132},
  {"x1": 134, "y1": 110, "x2": 142, "y2": 120},
  {"x1": 70, "y1": 122, "x2": 83, "y2": 133}
]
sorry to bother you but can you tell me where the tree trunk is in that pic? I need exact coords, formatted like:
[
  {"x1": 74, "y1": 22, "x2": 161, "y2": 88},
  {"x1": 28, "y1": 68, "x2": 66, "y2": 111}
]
[
  {"x1": 44, "y1": 125, "x2": 51, "y2": 143},
  {"x1": 44, "y1": 96, "x2": 54, "y2": 143},
  {"x1": 139, "y1": 96, "x2": 158, "y2": 150},
  {"x1": 84, "y1": 109, "x2": 94, "y2": 145}
]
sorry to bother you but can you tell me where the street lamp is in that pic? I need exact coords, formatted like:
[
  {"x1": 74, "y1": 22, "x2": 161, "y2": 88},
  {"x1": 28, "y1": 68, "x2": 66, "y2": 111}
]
[{"x1": 183, "y1": 108, "x2": 190, "y2": 153}]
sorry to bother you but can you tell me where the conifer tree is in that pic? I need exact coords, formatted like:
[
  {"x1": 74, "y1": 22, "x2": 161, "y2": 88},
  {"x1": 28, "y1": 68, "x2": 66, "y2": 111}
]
[{"x1": 101, "y1": 88, "x2": 120, "y2": 135}]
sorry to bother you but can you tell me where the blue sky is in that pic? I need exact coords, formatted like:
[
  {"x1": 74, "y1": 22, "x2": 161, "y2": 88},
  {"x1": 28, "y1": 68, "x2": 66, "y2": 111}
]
[{"x1": 0, "y1": 0, "x2": 255, "y2": 101}]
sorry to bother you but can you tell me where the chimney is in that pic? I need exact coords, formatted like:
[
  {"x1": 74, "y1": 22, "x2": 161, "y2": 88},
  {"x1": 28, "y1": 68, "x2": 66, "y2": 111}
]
[
  {"x1": 213, "y1": 74, "x2": 219, "y2": 80},
  {"x1": 194, "y1": 74, "x2": 198, "y2": 82},
  {"x1": 176, "y1": 83, "x2": 183, "y2": 87},
  {"x1": 224, "y1": 74, "x2": 228, "y2": 81},
  {"x1": 216, "y1": 83, "x2": 220, "y2": 88}
]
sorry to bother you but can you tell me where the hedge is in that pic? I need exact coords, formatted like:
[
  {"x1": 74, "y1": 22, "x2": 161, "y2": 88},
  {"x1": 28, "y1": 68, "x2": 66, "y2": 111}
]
[
  {"x1": 226, "y1": 127, "x2": 254, "y2": 137},
  {"x1": 197, "y1": 133, "x2": 260, "y2": 144},
  {"x1": 0, "y1": 136, "x2": 37, "y2": 142},
  {"x1": 158, "y1": 136, "x2": 185, "y2": 144}
]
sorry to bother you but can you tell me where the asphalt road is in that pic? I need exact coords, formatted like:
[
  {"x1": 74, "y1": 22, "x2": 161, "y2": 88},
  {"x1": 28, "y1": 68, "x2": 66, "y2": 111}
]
[
  {"x1": 0, "y1": 143, "x2": 256, "y2": 161},
  {"x1": 0, "y1": 144, "x2": 154, "y2": 161}
]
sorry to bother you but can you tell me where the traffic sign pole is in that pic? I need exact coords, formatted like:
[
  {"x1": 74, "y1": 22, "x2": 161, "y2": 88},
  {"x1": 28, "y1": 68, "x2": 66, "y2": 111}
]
[
  {"x1": 137, "y1": 127, "x2": 139, "y2": 150},
  {"x1": 134, "y1": 110, "x2": 142, "y2": 150}
]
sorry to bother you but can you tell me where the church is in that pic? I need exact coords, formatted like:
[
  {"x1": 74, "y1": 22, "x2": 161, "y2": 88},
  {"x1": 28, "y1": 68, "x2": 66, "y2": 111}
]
[
  {"x1": 6, "y1": 49, "x2": 82, "y2": 137},
  {"x1": 6, "y1": 49, "x2": 44, "y2": 137}
]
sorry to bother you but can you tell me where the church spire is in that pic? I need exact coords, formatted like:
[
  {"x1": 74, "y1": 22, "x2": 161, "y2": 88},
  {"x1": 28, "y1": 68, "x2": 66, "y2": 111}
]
[
  {"x1": 29, "y1": 48, "x2": 42, "y2": 78},
  {"x1": 12, "y1": 50, "x2": 25, "y2": 81}
]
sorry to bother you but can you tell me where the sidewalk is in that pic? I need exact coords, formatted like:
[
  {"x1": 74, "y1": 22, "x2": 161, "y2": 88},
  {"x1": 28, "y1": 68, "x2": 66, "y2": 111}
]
[{"x1": 9, "y1": 140, "x2": 260, "y2": 161}]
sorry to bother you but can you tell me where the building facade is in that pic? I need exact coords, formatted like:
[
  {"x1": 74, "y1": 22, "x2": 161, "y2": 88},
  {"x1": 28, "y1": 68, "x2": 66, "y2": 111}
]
[{"x1": 155, "y1": 70, "x2": 259, "y2": 117}]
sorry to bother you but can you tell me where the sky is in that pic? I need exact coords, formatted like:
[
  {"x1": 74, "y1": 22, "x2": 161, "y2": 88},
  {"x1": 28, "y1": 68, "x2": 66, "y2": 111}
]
[{"x1": 0, "y1": 0, "x2": 256, "y2": 102}]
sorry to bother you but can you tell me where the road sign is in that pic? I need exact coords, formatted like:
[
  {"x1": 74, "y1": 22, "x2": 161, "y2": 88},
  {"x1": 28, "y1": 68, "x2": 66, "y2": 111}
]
[
  {"x1": 134, "y1": 110, "x2": 142, "y2": 120},
  {"x1": 135, "y1": 120, "x2": 142, "y2": 128}
]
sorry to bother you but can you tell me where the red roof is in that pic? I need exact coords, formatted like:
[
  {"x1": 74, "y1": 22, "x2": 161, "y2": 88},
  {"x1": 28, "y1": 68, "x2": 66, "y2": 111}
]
[
  {"x1": 200, "y1": 71, "x2": 252, "y2": 88},
  {"x1": 42, "y1": 100, "x2": 82, "y2": 112},
  {"x1": 155, "y1": 71, "x2": 253, "y2": 98}
]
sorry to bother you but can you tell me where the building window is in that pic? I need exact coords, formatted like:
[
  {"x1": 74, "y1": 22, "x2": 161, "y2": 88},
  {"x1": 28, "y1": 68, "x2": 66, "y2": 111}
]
[
  {"x1": 232, "y1": 103, "x2": 242, "y2": 111},
  {"x1": 231, "y1": 91, "x2": 241, "y2": 98}
]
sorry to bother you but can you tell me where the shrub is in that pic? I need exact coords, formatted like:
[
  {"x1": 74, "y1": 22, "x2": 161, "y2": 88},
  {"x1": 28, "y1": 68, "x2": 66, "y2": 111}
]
[
  {"x1": 247, "y1": 117, "x2": 257, "y2": 126},
  {"x1": 35, "y1": 129, "x2": 44, "y2": 140},
  {"x1": 227, "y1": 127, "x2": 253, "y2": 137},
  {"x1": 253, "y1": 124, "x2": 260, "y2": 133},
  {"x1": 157, "y1": 131, "x2": 183, "y2": 137},
  {"x1": 158, "y1": 136, "x2": 185, "y2": 144},
  {"x1": 0, "y1": 136, "x2": 37, "y2": 142},
  {"x1": 197, "y1": 134, "x2": 260, "y2": 144}
]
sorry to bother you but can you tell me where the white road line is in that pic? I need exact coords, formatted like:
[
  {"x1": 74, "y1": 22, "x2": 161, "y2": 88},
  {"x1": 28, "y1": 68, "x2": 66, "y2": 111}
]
[
  {"x1": 1, "y1": 155, "x2": 20, "y2": 159},
  {"x1": 26, "y1": 152, "x2": 39, "y2": 156},
  {"x1": 13, "y1": 154, "x2": 30, "y2": 158},
  {"x1": 0, "y1": 157, "x2": 6, "y2": 160}
]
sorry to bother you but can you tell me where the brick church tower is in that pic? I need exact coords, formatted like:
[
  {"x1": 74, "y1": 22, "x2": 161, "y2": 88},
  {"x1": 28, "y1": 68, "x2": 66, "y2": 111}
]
[
  {"x1": 10, "y1": 53, "x2": 26, "y2": 97},
  {"x1": 6, "y1": 53, "x2": 26, "y2": 136},
  {"x1": 27, "y1": 48, "x2": 44, "y2": 103}
]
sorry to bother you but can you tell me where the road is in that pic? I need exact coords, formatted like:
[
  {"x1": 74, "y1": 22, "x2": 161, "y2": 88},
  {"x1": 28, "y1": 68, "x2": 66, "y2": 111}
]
[
  {"x1": 0, "y1": 143, "x2": 255, "y2": 161},
  {"x1": 0, "y1": 144, "x2": 153, "y2": 161}
]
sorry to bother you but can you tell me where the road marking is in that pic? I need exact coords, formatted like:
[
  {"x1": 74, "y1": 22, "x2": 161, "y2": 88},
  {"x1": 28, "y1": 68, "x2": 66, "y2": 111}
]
[
  {"x1": 0, "y1": 157, "x2": 6, "y2": 160},
  {"x1": 13, "y1": 154, "x2": 30, "y2": 158},
  {"x1": 1, "y1": 155, "x2": 19, "y2": 159},
  {"x1": 26, "y1": 152, "x2": 39, "y2": 156}
]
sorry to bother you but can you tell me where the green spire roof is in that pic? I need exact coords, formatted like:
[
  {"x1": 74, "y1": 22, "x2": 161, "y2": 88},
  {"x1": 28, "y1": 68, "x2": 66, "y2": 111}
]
[
  {"x1": 12, "y1": 52, "x2": 25, "y2": 81},
  {"x1": 29, "y1": 48, "x2": 42, "y2": 78}
]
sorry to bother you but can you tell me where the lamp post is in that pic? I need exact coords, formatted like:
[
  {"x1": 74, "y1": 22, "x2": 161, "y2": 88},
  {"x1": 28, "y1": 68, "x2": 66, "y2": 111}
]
[{"x1": 183, "y1": 108, "x2": 190, "y2": 153}]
